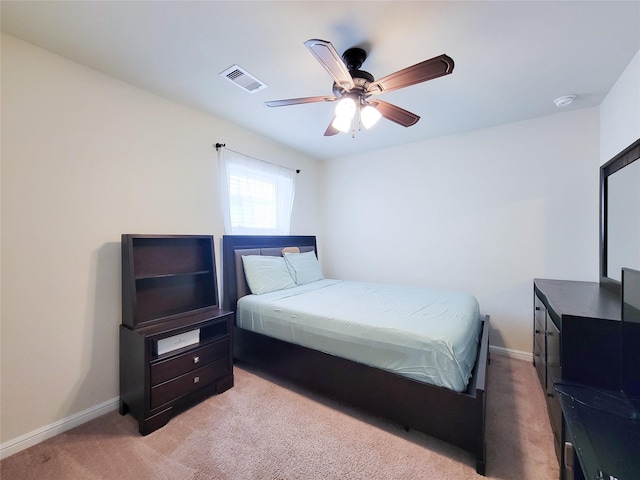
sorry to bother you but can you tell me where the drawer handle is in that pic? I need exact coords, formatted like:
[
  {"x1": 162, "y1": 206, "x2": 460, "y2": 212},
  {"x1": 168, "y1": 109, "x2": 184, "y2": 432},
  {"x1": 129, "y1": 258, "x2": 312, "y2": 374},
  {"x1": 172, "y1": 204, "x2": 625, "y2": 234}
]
[
  {"x1": 193, "y1": 376, "x2": 200, "y2": 384},
  {"x1": 564, "y1": 442, "x2": 574, "y2": 468},
  {"x1": 535, "y1": 329, "x2": 542, "y2": 334},
  {"x1": 193, "y1": 356, "x2": 200, "y2": 364},
  {"x1": 545, "y1": 330, "x2": 554, "y2": 336}
]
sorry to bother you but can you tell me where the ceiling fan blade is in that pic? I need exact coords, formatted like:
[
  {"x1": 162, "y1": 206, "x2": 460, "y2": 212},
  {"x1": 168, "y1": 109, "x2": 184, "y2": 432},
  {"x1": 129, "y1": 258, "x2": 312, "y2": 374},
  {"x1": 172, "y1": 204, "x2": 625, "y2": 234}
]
[
  {"x1": 324, "y1": 119, "x2": 340, "y2": 136},
  {"x1": 304, "y1": 39, "x2": 355, "y2": 92},
  {"x1": 368, "y1": 99, "x2": 420, "y2": 127},
  {"x1": 366, "y1": 54, "x2": 454, "y2": 95},
  {"x1": 265, "y1": 96, "x2": 336, "y2": 107}
]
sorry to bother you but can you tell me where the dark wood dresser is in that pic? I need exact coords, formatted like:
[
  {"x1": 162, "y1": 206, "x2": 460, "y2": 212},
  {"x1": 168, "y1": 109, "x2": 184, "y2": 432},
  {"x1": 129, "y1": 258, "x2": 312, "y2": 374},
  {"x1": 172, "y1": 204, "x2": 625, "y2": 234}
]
[
  {"x1": 119, "y1": 235, "x2": 233, "y2": 434},
  {"x1": 533, "y1": 279, "x2": 621, "y2": 476}
]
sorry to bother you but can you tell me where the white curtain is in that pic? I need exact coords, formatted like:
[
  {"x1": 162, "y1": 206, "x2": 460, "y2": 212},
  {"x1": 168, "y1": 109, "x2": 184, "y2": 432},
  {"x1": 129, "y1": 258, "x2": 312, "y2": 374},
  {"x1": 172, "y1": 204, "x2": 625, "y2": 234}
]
[{"x1": 218, "y1": 148, "x2": 296, "y2": 235}]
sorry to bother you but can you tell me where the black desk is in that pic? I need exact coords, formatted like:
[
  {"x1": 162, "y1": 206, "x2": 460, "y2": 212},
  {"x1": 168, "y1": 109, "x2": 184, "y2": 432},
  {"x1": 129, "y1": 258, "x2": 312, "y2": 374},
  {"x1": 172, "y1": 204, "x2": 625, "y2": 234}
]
[{"x1": 555, "y1": 382, "x2": 640, "y2": 480}]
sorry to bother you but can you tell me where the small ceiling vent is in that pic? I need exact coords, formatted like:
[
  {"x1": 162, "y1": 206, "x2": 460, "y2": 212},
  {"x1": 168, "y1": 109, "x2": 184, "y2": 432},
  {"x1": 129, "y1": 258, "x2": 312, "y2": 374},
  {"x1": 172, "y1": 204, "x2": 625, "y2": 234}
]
[{"x1": 219, "y1": 64, "x2": 267, "y2": 94}]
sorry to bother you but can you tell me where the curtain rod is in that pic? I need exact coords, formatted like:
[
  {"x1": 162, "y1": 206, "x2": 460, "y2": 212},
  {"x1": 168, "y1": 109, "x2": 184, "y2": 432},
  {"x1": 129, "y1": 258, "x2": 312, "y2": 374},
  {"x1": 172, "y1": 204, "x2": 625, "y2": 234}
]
[{"x1": 214, "y1": 143, "x2": 300, "y2": 174}]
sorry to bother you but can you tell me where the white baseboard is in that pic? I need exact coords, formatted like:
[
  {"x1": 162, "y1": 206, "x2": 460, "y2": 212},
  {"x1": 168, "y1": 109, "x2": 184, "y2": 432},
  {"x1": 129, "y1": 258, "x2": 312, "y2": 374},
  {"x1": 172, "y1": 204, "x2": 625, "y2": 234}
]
[
  {"x1": 489, "y1": 344, "x2": 533, "y2": 362},
  {"x1": 0, "y1": 397, "x2": 120, "y2": 460}
]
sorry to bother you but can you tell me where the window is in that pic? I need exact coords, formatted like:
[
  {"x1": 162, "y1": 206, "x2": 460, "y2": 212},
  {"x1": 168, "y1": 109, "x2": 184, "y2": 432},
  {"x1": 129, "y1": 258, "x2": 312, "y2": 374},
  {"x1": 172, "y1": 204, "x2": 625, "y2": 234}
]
[{"x1": 218, "y1": 148, "x2": 296, "y2": 235}]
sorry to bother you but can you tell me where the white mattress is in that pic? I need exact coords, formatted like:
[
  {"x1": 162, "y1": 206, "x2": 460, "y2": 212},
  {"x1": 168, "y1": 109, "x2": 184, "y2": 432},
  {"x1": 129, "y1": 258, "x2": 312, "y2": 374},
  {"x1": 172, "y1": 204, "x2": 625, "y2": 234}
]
[{"x1": 236, "y1": 279, "x2": 482, "y2": 392}]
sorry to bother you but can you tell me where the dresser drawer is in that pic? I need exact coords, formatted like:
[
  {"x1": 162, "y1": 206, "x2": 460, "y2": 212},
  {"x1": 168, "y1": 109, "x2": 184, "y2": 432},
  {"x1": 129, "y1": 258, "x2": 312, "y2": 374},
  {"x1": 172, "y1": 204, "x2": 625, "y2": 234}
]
[
  {"x1": 548, "y1": 394, "x2": 563, "y2": 463},
  {"x1": 150, "y1": 357, "x2": 230, "y2": 410},
  {"x1": 151, "y1": 338, "x2": 229, "y2": 386},
  {"x1": 546, "y1": 322, "x2": 560, "y2": 395},
  {"x1": 534, "y1": 318, "x2": 545, "y2": 352},
  {"x1": 534, "y1": 353, "x2": 546, "y2": 389},
  {"x1": 535, "y1": 309, "x2": 545, "y2": 333}
]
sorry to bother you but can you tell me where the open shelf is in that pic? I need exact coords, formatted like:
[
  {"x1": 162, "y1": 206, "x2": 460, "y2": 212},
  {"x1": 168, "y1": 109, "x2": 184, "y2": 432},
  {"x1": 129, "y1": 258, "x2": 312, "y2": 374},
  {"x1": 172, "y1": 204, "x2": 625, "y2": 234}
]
[
  {"x1": 151, "y1": 318, "x2": 230, "y2": 361},
  {"x1": 122, "y1": 235, "x2": 219, "y2": 328}
]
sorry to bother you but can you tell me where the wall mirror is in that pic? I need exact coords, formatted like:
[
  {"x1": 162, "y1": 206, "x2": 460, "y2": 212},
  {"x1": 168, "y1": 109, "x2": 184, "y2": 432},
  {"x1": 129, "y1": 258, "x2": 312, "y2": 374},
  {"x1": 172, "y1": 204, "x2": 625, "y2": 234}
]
[{"x1": 600, "y1": 138, "x2": 640, "y2": 293}]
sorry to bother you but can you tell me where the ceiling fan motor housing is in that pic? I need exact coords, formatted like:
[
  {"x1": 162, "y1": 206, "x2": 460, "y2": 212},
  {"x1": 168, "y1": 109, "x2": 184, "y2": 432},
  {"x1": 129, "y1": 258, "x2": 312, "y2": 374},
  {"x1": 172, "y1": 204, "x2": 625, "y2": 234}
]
[
  {"x1": 342, "y1": 47, "x2": 367, "y2": 70},
  {"x1": 333, "y1": 47, "x2": 374, "y2": 97}
]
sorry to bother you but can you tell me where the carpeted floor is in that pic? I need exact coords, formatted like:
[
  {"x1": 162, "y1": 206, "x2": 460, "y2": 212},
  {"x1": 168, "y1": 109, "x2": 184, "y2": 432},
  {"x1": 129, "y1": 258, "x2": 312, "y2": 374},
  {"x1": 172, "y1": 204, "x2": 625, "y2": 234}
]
[{"x1": 0, "y1": 354, "x2": 558, "y2": 479}]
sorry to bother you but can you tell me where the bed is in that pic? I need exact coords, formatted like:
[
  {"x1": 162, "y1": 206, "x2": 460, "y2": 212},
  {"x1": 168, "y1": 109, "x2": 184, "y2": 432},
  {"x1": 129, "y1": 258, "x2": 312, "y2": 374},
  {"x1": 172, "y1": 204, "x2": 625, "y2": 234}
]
[{"x1": 222, "y1": 235, "x2": 489, "y2": 475}]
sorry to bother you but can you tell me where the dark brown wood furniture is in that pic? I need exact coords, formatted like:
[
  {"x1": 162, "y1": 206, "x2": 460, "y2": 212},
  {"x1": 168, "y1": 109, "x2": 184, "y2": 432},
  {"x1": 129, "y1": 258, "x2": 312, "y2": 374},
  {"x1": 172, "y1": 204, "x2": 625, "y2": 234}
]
[
  {"x1": 533, "y1": 279, "x2": 621, "y2": 477},
  {"x1": 223, "y1": 235, "x2": 490, "y2": 475},
  {"x1": 120, "y1": 234, "x2": 233, "y2": 435},
  {"x1": 599, "y1": 138, "x2": 640, "y2": 294}
]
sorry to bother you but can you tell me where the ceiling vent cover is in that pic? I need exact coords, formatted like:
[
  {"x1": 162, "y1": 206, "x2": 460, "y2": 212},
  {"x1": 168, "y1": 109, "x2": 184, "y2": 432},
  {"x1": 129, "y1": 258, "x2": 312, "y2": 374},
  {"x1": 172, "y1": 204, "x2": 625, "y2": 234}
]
[{"x1": 219, "y1": 64, "x2": 267, "y2": 94}]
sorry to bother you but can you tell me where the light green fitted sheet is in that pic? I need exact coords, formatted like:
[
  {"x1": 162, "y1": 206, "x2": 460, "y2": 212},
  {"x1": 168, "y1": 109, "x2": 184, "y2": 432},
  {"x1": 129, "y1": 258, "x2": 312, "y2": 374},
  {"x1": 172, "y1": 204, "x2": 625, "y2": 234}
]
[{"x1": 237, "y1": 279, "x2": 482, "y2": 392}]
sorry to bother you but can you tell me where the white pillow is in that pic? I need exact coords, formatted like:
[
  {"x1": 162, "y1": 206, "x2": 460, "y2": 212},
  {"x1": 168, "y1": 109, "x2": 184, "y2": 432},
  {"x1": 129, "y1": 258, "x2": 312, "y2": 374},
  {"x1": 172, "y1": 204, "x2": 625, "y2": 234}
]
[
  {"x1": 283, "y1": 251, "x2": 324, "y2": 285},
  {"x1": 241, "y1": 255, "x2": 296, "y2": 295}
]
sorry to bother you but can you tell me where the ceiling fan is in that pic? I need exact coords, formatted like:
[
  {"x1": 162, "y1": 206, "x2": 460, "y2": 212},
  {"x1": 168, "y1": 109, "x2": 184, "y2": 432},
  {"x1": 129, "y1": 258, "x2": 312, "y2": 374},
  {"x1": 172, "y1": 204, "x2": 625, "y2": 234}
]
[{"x1": 265, "y1": 39, "x2": 454, "y2": 136}]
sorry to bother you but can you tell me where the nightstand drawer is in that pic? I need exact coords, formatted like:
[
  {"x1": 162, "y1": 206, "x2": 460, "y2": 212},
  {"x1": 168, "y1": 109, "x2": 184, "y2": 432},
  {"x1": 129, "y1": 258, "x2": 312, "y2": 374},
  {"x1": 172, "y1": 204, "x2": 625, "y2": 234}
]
[
  {"x1": 151, "y1": 339, "x2": 229, "y2": 386},
  {"x1": 150, "y1": 357, "x2": 230, "y2": 409}
]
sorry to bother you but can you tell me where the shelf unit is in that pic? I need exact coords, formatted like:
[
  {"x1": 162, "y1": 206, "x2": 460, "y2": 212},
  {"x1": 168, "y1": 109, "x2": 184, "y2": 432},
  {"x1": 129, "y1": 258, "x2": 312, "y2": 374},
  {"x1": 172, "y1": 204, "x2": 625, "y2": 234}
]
[
  {"x1": 120, "y1": 234, "x2": 233, "y2": 434},
  {"x1": 122, "y1": 235, "x2": 220, "y2": 328}
]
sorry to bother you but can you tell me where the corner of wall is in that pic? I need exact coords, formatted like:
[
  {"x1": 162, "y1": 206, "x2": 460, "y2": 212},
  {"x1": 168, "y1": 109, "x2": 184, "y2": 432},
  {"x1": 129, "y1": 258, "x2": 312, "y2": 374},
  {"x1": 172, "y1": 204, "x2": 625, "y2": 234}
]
[{"x1": 600, "y1": 49, "x2": 640, "y2": 164}]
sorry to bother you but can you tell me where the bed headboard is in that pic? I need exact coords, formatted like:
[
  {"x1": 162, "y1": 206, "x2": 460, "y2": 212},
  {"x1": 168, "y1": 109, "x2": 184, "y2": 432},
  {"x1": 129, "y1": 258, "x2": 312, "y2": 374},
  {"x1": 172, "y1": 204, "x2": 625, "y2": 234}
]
[{"x1": 222, "y1": 235, "x2": 318, "y2": 311}]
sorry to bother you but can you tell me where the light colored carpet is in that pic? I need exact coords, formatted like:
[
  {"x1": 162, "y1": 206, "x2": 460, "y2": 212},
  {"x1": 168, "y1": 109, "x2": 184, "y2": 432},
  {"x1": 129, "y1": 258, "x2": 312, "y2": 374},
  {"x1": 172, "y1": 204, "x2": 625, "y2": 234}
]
[{"x1": 0, "y1": 355, "x2": 558, "y2": 479}]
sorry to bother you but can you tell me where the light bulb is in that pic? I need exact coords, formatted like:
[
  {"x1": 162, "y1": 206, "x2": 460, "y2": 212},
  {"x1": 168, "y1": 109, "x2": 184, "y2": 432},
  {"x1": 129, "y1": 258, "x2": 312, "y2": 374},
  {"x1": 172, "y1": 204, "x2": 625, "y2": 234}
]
[
  {"x1": 332, "y1": 115, "x2": 352, "y2": 133},
  {"x1": 334, "y1": 97, "x2": 356, "y2": 120},
  {"x1": 361, "y1": 105, "x2": 381, "y2": 129}
]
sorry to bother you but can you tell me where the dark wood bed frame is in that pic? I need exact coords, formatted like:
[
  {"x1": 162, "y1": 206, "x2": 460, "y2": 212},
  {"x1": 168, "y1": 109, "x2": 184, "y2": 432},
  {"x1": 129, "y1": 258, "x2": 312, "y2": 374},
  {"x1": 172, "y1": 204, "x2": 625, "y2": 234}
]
[{"x1": 222, "y1": 235, "x2": 489, "y2": 475}]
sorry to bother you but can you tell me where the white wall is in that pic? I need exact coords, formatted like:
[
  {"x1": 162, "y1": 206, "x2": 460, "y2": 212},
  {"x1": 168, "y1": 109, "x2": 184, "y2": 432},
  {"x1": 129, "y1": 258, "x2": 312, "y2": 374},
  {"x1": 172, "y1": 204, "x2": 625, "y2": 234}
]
[
  {"x1": 600, "y1": 49, "x2": 640, "y2": 164},
  {"x1": 319, "y1": 108, "x2": 600, "y2": 354},
  {"x1": 2, "y1": 29, "x2": 637, "y2": 457},
  {"x1": 0, "y1": 34, "x2": 320, "y2": 448},
  {"x1": 598, "y1": 48, "x2": 640, "y2": 282}
]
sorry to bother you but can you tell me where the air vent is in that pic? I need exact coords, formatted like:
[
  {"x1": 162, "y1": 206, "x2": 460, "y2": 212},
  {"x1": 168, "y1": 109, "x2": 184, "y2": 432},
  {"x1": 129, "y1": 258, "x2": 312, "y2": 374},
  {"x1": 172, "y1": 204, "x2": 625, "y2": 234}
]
[{"x1": 219, "y1": 64, "x2": 267, "y2": 94}]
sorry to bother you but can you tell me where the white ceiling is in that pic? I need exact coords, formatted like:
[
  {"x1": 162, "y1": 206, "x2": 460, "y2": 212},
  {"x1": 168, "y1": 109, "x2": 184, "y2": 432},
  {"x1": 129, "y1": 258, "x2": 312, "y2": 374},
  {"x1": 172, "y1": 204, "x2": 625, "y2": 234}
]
[{"x1": 2, "y1": 1, "x2": 639, "y2": 160}]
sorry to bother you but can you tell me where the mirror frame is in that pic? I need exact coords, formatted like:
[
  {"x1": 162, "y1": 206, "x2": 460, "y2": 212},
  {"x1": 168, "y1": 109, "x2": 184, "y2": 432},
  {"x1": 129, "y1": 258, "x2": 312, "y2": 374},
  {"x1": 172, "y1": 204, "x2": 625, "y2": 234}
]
[{"x1": 600, "y1": 138, "x2": 640, "y2": 294}]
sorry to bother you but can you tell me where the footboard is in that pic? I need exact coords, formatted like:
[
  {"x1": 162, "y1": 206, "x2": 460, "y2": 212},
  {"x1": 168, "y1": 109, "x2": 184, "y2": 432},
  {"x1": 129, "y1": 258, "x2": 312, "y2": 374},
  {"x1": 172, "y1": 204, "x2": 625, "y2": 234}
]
[{"x1": 234, "y1": 316, "x2": 490, "y2": 475}]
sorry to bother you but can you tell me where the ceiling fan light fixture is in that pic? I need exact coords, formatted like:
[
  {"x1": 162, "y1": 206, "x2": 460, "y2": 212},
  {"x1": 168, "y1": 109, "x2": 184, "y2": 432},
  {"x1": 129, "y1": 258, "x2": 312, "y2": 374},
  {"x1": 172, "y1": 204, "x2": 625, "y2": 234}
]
[
  {"x1": 332, "y1": 114, "x2": 353, "y2": 133},
  {"x1": 268, "y1": 39, "x2": 455, "y2": 137},
  {"x1": 361, "y1": 105, "x2": 382, "y2": 129},
  {"x1": 334, "y1": 97, "x2": 356, "y2": 120}
]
